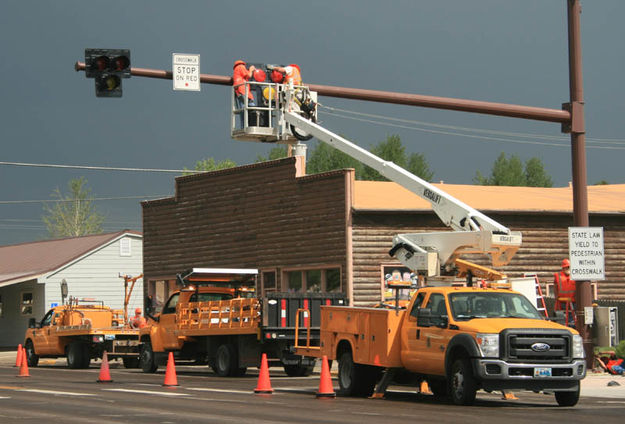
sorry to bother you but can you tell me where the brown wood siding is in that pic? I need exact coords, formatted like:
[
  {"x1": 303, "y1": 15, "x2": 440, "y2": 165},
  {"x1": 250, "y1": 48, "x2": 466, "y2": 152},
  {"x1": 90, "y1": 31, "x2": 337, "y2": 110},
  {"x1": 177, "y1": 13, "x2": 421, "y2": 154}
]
[
  {"x1": 352, "y1": 211, "x2": 625, "y2": 305},
  {"x1": 142, "y1": 158, "x2": 349, "y2": 293}
]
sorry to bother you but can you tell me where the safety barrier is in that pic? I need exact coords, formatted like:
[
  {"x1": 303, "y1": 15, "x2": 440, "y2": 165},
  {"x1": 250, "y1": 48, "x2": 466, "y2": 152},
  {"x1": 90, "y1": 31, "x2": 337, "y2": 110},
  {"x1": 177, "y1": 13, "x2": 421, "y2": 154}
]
[{"x1": 176, "y1": 298, "x2": 260, "y2": 330}]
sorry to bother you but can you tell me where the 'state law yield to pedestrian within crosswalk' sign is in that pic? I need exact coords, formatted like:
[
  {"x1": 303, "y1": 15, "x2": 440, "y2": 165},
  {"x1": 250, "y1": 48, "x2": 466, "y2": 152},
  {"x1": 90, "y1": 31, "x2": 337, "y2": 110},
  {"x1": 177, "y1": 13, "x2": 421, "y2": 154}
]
[
  {"x1": 568, "y1": 227, "x2": 605, "y2": 280},
  {"x1": 173, "y1": 53, "x2": 200, "y2": 91}
]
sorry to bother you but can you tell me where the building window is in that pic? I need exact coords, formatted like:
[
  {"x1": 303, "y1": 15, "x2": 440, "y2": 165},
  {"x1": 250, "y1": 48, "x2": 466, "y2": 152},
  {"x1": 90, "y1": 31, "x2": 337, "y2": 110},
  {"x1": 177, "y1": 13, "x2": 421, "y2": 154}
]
[
  {"x1": 282, "y1": 267, "x2": 342, "y2": 293},
  {"x1": 119, "y1": 238, "x2": 131, "y2": 256},
  {"x1": 261, "y1": 270, "x2": 277, "y2": 296},
  {"x1": 147, "y1": 280, "x2": 175, "y2": 314},
  {"x1": 21, "y1": 292, "x2": 33, "y2": 316}
]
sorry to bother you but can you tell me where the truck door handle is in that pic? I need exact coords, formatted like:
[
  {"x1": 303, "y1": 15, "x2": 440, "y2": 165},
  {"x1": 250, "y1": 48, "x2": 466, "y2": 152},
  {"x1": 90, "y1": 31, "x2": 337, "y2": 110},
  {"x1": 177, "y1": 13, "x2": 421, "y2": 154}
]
[{"x1": 416, "y1": 329, "x2": 420, "y2": 339}]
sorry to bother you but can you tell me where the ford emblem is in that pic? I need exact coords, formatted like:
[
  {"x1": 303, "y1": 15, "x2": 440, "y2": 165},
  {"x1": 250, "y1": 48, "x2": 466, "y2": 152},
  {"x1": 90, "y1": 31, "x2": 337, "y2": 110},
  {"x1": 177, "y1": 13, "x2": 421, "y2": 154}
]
[{"x1": 531, "y1": 342, "x2": 551, "y2": 352}]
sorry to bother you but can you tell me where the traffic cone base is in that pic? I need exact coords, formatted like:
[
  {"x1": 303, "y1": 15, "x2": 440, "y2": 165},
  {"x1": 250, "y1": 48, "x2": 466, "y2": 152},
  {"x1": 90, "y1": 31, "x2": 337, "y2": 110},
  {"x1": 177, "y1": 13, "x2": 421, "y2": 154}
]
[
  {"x1": 254, "y1": 353, "x2": 273, "y2": 394},
  {"x1": 17, "y1": 349, "x2": 30, "y2": 378},
  {"x1": 316, "y1": 355, "x2": 336, "y2": 398},
  {"x1": 419, "y1": 380, "x2": 432, "y2": 395},
  {"x1": 163, "y1": 352, "x2": 179, "y2": 386},
  {"x1": 15, "y1": 344, "x2": 23, "y2": 367},
  {"x1": 97, "y1": 351, "x2": 113, "y2": 383}
]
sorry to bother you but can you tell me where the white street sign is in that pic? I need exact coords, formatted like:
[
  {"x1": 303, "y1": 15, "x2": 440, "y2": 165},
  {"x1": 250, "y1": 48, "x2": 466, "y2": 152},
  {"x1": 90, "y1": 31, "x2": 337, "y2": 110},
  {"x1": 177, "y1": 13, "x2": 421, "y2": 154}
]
[
  {"x1": 173, "y1": 53, "x2": 200, "y2": 91},
  {"x1": 568, "y1": 227, "x2": 605, "y2": 280}
]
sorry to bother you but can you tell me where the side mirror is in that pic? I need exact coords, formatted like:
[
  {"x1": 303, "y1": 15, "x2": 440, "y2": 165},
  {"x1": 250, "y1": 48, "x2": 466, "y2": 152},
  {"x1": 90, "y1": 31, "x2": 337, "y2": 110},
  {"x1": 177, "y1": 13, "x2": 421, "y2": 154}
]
[
  {"x1": 28, "y1": 318, "x2": 37, "y2": 328},
  {"x1": 436, "y1": 315, "x2": 449, "y2": 329},
  {"x1": 417, "y1": 308, "x2": 432, "y2": 327}
]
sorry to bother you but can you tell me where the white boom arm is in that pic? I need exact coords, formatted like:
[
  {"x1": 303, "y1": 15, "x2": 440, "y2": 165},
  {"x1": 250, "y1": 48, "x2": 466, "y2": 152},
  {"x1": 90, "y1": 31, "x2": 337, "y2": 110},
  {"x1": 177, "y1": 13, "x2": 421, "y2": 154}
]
[{"x1": 284, "y1": 110, "x2": 522, "y2": 275}]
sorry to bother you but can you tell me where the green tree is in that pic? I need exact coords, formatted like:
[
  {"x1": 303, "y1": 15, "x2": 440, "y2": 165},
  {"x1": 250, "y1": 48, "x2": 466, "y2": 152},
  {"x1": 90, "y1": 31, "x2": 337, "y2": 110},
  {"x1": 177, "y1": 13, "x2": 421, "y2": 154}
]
[
  {"x1": 184, "y1": 157, "x2": 237, "y2": 175},
  {"x1": 524, "y1": 157, "x2": 553, "y2": 187},
  {"x1": 594, "y1": 180, "x2": 609, "y2": 185},
  {"x1": 42, "y1": 177, "x2": 104, "y2": 238},
  {"x1": 255, "y1": 146, "x2": 288, "y2": 163},
  {"x1": 306, "y1": 141, "x2": 363, "y2": 176},
  {"x1": 474, "y1": 153, "x2": 552, "y2": 187},
  {"x1": 407, "y1": 152, "x2": 434, "y2": 182},
  {"x1": 361, "y1": 135, "x2": 407, "y2": 181}
]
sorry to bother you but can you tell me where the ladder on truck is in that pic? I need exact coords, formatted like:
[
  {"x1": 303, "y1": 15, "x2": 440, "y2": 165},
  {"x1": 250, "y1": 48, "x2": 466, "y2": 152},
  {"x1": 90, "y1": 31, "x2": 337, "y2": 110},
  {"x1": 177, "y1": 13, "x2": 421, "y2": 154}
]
[{"x1": 524, "y1": 273, "x2": 549, "y2": 318}]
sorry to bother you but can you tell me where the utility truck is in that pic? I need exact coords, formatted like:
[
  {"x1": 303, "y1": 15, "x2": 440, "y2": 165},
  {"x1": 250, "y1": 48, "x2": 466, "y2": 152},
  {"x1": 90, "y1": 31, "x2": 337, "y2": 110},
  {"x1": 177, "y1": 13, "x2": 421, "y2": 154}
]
[
  {"x1": 231, "y1": 72, "x2": 585, "y2": 405},
  {"x1": 23, "y1": 297, "x2": 141, "y2": 369},
  {"x1": 139, "y1": 268, "x2": 345, "y2": 376}
]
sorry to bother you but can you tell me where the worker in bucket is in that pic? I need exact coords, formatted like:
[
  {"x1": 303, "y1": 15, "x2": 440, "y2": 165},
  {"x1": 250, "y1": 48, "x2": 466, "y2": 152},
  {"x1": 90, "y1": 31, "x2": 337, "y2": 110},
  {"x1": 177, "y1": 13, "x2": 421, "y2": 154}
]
[
  {"x1": 130, "y1": 308, "x2": 147, "y2": 329},
  {"x1": 268, "y1": 63, "x2": 316, "y2": 121},
  {"x1": 232, "y1": 60, "x2": 257, "y2": 128},
  {"x1": 269, "y1": 63, "x2": 302, "y2": 87}
]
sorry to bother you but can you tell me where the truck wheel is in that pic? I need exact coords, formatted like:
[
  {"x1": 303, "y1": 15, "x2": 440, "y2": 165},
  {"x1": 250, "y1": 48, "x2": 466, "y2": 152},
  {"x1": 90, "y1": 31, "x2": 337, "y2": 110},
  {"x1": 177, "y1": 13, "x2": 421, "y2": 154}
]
[
  {"x1": 214, "y1": 344, "x2": 238, "y2": 377},
  {"x1": 555, "y1": 383, "x2": 580, "y2": 407},
  {"x1": 25, "y1": 340, "x2": 39, "y2": 367},
  {"x1": 283, "y1": 363, "x2": 315, "y2": 377},
  {"x1": 140, "y1": 341, "x2": 158, "y2": 373},
  {"x1": 80, "y1": 344, "x2": 91, "y2": 369},
  {"x1": 67, "y1": 342, "x2": 84, "y2": 369},
  {"x1": 123, "y1": 357, "x2": 140, "y2": 369},
  {"x1": 338, "y1": 351, "x2": 376, "y2": 397},
  {"x1": 449, "y1": 358, "x2": 477, "y2": 405}
]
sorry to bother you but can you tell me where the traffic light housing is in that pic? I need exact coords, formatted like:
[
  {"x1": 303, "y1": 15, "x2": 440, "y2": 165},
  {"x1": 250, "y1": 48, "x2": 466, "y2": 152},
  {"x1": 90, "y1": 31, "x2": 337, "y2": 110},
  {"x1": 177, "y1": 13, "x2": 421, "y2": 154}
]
[{"x1": 85, "y1": 49, "x2": 131, "y2": 97}]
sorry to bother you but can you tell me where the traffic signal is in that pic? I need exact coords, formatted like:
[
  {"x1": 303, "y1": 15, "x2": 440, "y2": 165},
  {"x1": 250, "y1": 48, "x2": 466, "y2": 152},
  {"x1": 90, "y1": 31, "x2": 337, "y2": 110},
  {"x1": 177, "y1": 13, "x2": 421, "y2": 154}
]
[{"x1": 85, "y1": 49, "x2": 131, "y2": 97}]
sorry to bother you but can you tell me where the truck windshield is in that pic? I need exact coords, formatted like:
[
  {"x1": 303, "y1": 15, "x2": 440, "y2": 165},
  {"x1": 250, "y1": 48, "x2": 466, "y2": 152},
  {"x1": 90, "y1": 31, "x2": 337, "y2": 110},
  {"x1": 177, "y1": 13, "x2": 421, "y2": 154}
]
[{"x1": 449, "y1": 292, "x2": 543, "y2": 321}]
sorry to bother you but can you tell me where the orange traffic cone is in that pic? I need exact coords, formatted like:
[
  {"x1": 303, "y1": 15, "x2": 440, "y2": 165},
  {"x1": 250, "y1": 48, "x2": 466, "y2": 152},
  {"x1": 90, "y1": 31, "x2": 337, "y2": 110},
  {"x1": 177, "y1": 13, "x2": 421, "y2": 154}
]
[
  {"x1": 15, "y1": 344, "x2": 23, "y2": 367},
  {"x1": 419, "y1": 380, "x2": 432, "y2": 395},
  {"x1": 97, "y1": 351, "x2": 113, "y2": 383},
  {"x1": 163, "y1": 352, "x2": 179, "y2": 386},
  {"x1": 254, "y1": 353, "x2": 273, "y2": 394},
  {"x1": 373, "y1": 354, "x2": 382, "y2": 367},
  {"x1": 17, "y1": 349, "x2": 30, "y2": 378},
  {"x1": 316, "y1": 355, "x2": 336, "y2": 398}
]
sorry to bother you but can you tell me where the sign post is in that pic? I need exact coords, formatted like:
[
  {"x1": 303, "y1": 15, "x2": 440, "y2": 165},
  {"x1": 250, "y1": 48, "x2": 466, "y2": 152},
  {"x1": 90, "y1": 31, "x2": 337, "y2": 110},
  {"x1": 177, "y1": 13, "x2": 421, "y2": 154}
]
[{"x1": 172, "y1": 53, "x2": 200, "y2": 91}]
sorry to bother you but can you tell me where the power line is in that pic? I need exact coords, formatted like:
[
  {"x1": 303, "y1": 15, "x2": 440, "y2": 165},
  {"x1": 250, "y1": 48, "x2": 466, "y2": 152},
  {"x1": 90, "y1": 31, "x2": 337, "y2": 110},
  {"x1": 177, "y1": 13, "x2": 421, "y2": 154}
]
[
  {"x1": 319, "y1": 105, "x2": 625, "y2": 149},
  {"x1": 0, "y1": 195, "x2": 169, "y2": 205},
  {"x1": 0, "y1": 161, "x2": 198, "y2": 173}
]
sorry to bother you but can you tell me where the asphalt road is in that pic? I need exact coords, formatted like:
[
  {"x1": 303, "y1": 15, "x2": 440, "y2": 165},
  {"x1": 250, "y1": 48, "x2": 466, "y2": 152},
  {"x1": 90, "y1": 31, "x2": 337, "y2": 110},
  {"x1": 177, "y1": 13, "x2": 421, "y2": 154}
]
[{"x1": 1, "y1": 360, "x2": 624, "y2": 424}]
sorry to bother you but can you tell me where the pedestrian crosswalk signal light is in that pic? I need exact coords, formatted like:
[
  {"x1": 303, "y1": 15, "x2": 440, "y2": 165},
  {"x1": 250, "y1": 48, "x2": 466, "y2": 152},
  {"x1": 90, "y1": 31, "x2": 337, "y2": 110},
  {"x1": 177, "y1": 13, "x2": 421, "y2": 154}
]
[{"x1": 84, "y1": 48, "x2": 131, "y2": 97}]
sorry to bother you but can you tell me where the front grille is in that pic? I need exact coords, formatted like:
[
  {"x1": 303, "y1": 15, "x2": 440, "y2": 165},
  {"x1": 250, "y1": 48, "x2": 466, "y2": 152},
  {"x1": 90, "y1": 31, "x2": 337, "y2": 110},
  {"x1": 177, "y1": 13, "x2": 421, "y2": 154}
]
[{"x1": 502, "y1": 329, "x2": 571, "y2": 363}]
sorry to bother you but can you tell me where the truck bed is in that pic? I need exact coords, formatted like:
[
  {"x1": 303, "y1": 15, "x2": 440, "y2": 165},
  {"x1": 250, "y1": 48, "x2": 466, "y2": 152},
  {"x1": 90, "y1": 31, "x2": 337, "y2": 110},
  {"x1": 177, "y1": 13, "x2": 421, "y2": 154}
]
[{"x1": 296, "y1": 305, "x2": 405, "y2": 368}]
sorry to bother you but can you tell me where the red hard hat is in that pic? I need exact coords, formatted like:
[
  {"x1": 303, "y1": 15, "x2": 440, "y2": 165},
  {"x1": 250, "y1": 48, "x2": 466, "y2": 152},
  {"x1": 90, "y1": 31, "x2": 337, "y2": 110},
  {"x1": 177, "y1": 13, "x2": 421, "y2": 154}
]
[
  {"x1": 289, "y1": 64, "x2": 300, "y2": 72},
  {"x1": 135, "y1": 308, "x2": 142, "y2": 315},
  {"x1": 233, "y1": 60, "x2": 246, "y2": 69},
  {"x1": 561, "y1": 259, "x2": 570, "y2": 268}
]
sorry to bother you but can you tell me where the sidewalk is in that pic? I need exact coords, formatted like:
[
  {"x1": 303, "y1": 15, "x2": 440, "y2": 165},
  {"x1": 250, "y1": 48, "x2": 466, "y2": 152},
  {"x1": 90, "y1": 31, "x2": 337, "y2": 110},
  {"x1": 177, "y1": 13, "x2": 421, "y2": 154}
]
[{"x1": 1, "y1": 350, "x2": 623, "y2": 398}]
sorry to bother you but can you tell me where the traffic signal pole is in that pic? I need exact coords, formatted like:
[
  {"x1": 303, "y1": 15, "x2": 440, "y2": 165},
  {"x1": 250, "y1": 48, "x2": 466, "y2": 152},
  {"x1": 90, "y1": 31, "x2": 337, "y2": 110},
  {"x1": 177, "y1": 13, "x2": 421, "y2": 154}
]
[{"x1": 75, "y1": 0, "x2": 592, "y2": 365}]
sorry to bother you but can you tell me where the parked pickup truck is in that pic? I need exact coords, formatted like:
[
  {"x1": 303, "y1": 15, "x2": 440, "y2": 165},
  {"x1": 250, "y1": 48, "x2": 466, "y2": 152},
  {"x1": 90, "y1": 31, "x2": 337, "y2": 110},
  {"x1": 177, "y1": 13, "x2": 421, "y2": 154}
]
[
  {"x1": 24, "y1": 298, "x2": 141, "y2": 369},
  {"x1": 296, "y1": 284, "x2": 586, "y2": 406},
  {"x1": 139, "y1": 268, "x2": 346, "y2": 377}
]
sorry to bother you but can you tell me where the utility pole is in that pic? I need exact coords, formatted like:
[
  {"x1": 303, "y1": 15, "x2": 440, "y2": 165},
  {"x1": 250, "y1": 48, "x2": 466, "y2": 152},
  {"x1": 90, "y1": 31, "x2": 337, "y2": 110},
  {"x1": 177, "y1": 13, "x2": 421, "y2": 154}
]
[{"x1": 75, "y1": 0, "x2": 592, "y2": 365}]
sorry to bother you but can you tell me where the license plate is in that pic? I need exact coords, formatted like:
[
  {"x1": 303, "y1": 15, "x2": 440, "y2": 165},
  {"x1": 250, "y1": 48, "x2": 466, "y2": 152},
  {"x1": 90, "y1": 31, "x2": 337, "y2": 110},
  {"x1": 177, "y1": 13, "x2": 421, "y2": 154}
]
[
  {"x1": 104, "y1": 334, "x2": 116, "y2": 341},
  {"x1": 534, "y1": 367, "x2": 552, "y2": 377}
]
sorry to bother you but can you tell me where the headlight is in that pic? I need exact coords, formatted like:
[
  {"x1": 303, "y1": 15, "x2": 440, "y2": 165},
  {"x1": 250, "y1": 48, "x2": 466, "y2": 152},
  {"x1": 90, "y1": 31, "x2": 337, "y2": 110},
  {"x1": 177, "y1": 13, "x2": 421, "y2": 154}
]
[
  {"x1": 476, "y1": 333, "x2": 499, "y2": 358},
  {"x1": 572, "y1": 334, "x2": 584, "y2": 358}
]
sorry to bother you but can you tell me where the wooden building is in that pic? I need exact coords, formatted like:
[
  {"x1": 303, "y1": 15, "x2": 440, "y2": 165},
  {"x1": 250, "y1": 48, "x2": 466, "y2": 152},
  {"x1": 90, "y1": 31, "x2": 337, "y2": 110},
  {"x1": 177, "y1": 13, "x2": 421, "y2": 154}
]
[{"x1": 142, "y1": 157, "x2": 625, "y2": 307}]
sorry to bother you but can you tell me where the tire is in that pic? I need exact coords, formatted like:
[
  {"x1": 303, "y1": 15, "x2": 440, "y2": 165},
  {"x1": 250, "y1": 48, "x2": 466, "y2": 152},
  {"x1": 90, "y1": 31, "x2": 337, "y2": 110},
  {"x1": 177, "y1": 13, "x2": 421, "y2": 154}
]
[
  {"x1": 140, "y1": 341, "x2": 158, "y2": 373},
  {"x1": 338, "y1": 351, "x2": 377, "y2": 397},
  {"x1": 80, "y1": 344, "x2": 91, "y2": 369},
  {"x1": 449, "y1": 358, "x2": 477, "y2": 405},
  {"x1": 214, "y1": 344, "x2": 238, "y2": 377},
  {"x1": 25, "y1": 340, "x2": 39, "y2": 367},
  {"x1": 283, "y1": 363, "x2": 315, "y2": 377},
  {"x1": 123, "y1": 356, "x2": 140, "y2": 369},
  {"x1": 67, "y1": 342, "x2": 84, "y2": 369},
  {"x1": 555, "y1": 383, "x2": 580, "y2": 407}
]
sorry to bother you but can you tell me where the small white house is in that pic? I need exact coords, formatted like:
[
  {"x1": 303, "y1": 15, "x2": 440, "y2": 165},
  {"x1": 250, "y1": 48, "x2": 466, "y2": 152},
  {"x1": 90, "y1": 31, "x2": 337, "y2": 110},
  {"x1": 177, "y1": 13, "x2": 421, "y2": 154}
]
[{"x1": 0, "y1": 230, "x2": 143, "y2": 348}]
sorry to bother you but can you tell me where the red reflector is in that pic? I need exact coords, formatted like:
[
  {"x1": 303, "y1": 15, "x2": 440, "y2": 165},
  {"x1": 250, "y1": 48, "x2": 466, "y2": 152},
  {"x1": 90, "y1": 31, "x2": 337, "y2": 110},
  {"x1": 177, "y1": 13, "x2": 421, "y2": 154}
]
[
  {"x1": 253, "y1": 69, "x2": 266, "y2": 82},
  {"x1": 265, "y1": 333, "x2": 271, "y2": 339},
  {"x1": 280, "y1": 299, "x2": 287, "y2": 327},
  {"x1": 325, "y1": 299, "x2": 331, "y2": 305},
  {"x1": 303, "y1": 299, "x2": 309, "y2": 327}
]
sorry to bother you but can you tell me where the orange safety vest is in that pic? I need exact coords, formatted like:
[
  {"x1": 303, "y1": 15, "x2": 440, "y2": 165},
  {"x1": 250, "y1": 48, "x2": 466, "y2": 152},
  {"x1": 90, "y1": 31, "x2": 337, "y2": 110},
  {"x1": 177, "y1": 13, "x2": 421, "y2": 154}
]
[{"x1": 554, "y1": 271, "x2": 575, "y2": 310}]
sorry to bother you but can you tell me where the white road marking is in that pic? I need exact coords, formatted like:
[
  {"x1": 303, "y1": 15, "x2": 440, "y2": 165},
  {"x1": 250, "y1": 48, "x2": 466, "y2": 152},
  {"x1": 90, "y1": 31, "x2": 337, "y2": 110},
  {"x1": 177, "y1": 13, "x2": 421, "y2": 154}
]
[
  {"x1": 21, "y1": 389, "x2": 95, "y2": 397},
  {"x1": 102, "y1": 388, "x2": 189, "y2": 397},
  {"x1": 185, "y1": 387, "x2": 253, "y2": 394}
]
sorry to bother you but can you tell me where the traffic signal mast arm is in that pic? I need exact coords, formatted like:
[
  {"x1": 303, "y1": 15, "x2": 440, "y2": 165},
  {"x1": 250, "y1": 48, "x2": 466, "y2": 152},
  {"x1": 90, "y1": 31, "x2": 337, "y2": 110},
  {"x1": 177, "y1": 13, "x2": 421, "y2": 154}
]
[{"x1": 283, "y1": 111, "x2": 521, "y2": 275}]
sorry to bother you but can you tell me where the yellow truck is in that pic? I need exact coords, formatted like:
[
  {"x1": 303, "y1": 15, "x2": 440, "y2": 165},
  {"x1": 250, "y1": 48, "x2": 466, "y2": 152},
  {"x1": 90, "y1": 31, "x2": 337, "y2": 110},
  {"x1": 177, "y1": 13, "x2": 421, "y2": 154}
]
[
  {"x1": 296, "y1": 284, "x2": 586, "y2": 406},
  {"x1": 23, "y1": 298, "x2": 140, "y2": 369}
]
